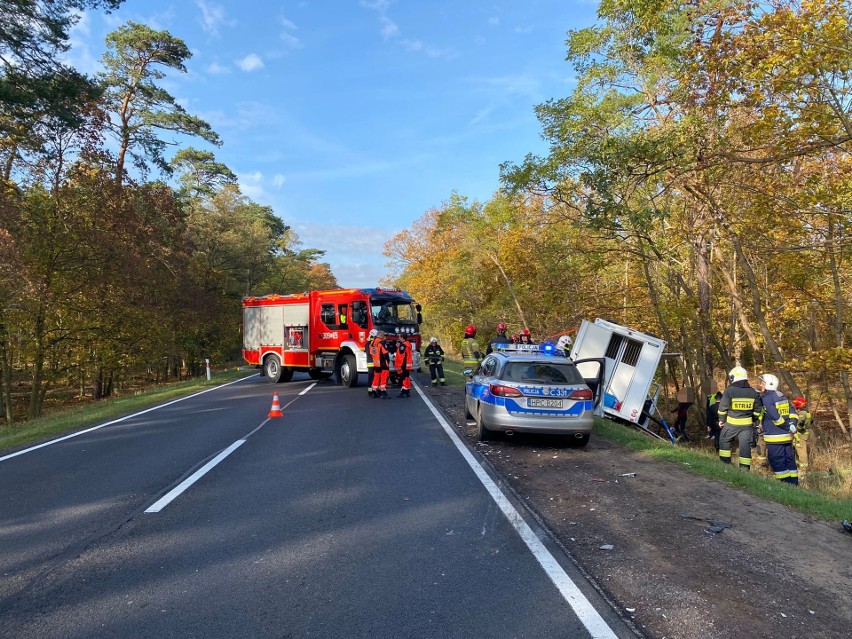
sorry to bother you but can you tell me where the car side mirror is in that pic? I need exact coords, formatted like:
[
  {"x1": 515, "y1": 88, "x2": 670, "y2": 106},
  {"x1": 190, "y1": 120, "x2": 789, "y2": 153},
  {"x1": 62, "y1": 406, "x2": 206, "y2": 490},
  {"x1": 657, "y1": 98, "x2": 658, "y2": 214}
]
[{"x1": 463, "y1": 368, "x2": 473, "y2": 378}]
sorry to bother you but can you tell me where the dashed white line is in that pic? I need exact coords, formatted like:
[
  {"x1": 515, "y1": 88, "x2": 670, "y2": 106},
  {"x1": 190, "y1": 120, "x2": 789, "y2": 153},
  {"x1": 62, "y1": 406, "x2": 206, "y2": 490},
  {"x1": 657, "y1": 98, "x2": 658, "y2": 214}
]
[{"x1": 145, "y1": 440, "x2": 246, "y2": 513}]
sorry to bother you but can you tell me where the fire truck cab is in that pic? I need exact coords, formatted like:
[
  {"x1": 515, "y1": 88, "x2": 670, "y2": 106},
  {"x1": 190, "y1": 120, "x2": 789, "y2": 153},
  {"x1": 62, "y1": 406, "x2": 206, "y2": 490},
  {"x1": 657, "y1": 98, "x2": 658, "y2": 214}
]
[{"x1": 242, "y1": 288, "x2": 422, "y2": 387}]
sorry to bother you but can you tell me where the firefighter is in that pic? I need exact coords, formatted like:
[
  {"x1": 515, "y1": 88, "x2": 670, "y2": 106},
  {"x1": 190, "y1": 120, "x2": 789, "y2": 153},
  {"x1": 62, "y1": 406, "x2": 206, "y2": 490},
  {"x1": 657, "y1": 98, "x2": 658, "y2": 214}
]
[
  {"x1": 424, "y1": 337, "x2": 446, "y2": 386},
  {"x1": 755, "y1": 373, "x2": 799, "y2": 485},
  {"x1": 556, "y1": 334, "x2": 573, "y2": 356},
  {"x1": 486, "y1": 322, "x2": 511, "y2": 354},
  {"x1": 365, "y1": 329, "x2": 379, "y2": 397},
  {"x1": 791, "y1": 396, "x2": 811, "y2": 470},
  {"x1": 518, "y1": 328, "x2": 534, "y2": 345},
  {"x1": 369, "y1": 331, "x2": 391, "y2": 399},
  {"x1": 395, "y1": 338, "x2": 414, "y2": 397},
  {"x1": 461, "y1": 325, "x2": 483, "y2": 369},
  {"x1": 718, "y1": 366, "x2": 760, "y2": 470}
]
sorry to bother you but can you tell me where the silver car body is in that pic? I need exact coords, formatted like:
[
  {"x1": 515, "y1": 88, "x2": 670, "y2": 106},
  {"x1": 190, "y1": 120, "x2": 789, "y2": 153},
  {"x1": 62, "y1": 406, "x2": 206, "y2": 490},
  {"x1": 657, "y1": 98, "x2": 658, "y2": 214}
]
[{"x1": 464, "y1": 345, "x2": 596, "y2": 439}]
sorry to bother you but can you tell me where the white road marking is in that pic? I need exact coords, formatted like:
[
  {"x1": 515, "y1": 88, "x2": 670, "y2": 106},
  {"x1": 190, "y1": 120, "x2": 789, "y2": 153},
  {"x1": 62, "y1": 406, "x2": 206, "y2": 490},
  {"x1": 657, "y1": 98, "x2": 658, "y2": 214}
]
[
  {"x1": 146, "y1": 380, "x2": 317, "y2": 512},
  {"x1": 0, "y1": 376, "x2": 257, "y2": 464},
  {"x1": 413, "y1": 381, "x2": 619, "y2": 639},
  {"x1": 145, "y1": 440, "x2": 246, "y2": 513}
]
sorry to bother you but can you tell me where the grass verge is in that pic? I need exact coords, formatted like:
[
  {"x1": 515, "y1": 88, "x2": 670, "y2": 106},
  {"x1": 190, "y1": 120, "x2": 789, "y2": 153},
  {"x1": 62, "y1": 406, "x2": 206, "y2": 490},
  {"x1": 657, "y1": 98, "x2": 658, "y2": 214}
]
[
  {"x1": 593, "y1": 418, "x2": 852, "y2": 522},
  {"x1": 0, "y1": 368, "x2": 257, "y2": 455}
]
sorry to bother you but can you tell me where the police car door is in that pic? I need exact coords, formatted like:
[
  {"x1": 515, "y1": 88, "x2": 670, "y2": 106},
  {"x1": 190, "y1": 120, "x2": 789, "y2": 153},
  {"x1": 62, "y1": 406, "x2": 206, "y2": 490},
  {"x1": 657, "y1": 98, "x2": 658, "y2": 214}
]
[{"x1": 571, "y1": 358, "x2": 606, "y2": 417}]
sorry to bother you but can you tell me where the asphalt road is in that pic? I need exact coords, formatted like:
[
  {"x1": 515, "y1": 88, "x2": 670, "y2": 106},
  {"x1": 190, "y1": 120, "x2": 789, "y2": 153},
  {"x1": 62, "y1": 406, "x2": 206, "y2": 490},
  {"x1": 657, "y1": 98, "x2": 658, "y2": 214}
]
[{"x1": 0, "y1": 373, "x2": 636, "y2": 639}]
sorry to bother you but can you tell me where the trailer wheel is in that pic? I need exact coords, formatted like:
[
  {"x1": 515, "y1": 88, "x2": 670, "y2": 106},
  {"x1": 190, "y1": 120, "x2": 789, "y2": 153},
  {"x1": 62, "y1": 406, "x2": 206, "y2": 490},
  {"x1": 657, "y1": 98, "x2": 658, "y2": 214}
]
[
  {"x1": 336, "y1": 353, "x2": 358, "y2": 388},
  {"x1": 263, "y1": 356, "x2": 283, "y2": 383}
]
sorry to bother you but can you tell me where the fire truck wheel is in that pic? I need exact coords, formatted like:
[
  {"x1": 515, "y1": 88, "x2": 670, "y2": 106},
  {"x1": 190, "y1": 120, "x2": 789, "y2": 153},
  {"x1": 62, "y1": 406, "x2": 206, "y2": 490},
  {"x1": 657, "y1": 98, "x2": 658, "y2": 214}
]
[
  {"x1": 308, "y1": 368, "x2": 322, "y2": 380},
  {"x1": 263, "y1": 356, "x2": 283, "y2": 383},
  {"x1": 280, "y1": 366, "x2": 294, "y2": 382},
  {"x1": 336, "y1": 353, "x2": 358, "y2": 388}
]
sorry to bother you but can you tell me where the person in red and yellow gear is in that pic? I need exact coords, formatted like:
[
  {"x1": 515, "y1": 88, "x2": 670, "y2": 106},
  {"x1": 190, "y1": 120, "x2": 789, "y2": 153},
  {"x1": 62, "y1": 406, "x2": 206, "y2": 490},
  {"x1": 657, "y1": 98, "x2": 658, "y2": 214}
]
[
  {"x1": 791, "y1": 396, "x2": 811, "y2": 469},
  {"x1": 395, "y1": 338, "x2": 414, "y2": 397},
  {"x1": 461, "y1": 325, "x2": 482, "y2": 368},
  {"x1": 369, "y1": 332, "x2": 391, "y2": 399}
]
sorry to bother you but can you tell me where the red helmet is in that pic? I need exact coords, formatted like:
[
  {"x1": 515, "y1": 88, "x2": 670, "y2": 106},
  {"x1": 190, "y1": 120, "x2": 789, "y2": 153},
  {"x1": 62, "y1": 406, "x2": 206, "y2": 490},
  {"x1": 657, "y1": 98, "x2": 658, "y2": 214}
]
[
  {"x1": 792, "y1": 397, "x2": 807, "y2": 409},
  {"x1": 520, "y1": 328, "x2": 531, "y2": 336},
  {"x1": 464, "y1": 324, "x2": 477, "y2": 337},
  {"x1": 497, "y1": 323, "x2": 507, "y2": 332},
  {"x1": 511, "y1": 335, "x2": 518, "y2": 343}
]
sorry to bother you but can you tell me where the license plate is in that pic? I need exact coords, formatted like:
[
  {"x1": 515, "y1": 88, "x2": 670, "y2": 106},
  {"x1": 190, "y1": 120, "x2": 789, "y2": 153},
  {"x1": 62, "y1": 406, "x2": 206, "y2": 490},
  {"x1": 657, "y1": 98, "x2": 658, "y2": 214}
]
[{"x1": 528, "y1": 398, "x2": 563, "y2": 408}]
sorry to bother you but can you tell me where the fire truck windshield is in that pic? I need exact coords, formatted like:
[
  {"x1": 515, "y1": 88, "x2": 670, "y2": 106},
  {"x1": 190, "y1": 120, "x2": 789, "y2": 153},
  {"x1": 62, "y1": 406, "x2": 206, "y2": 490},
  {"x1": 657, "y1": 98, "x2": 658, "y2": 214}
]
[{"x1": 372, "y1": 300, "x2": 417, "y2": 326}]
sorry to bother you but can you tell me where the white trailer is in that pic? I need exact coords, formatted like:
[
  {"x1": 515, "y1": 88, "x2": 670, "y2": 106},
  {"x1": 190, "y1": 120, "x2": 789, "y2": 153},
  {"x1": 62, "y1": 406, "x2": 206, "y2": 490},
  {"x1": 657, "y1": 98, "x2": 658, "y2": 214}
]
[{"x1": 569, "y1": 318, "x2": 676, "y2": 440}]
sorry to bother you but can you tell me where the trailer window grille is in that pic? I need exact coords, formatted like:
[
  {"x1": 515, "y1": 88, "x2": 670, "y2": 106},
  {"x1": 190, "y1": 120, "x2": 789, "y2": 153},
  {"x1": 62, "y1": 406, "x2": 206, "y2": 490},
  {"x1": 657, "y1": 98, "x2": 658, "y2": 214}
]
[
  {"x1": 622, "y1": 339, "x2": 642, "y2": 366},
  {"x1": 605, "y1": 334, "x2": 624, "y2": 359}
]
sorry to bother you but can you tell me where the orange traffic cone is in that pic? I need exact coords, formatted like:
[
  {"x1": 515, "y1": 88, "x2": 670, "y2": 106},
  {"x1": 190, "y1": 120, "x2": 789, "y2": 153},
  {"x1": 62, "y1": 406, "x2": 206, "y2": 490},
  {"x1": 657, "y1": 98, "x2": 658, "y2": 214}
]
[{"x1": 268, "y1": 392, "x2": 284, "y2": 418}]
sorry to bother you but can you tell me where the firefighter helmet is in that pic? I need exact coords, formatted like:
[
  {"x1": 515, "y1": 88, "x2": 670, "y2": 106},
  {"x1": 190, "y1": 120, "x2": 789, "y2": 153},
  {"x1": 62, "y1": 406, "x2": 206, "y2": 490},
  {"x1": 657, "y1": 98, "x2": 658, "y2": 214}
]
[
  {"x1": 556, "y1": 335, "x2": 573, "y2": 351},
  {"x1": 728, "y1": 366, "x2": 748, "y2": 383},
  {"x1": 429, "y1": 336, "x2": 438, "y2": 343},
  {"x1": 792, "y1": 396, "x2": 807, "y2": 409},
  {"x1": 496, "y1": 322, "x2": 507, "y2": 332},
  {"x1": 520, "y1": 328, "x2": 531, "y2": 337},
  {"x1": 368, "y1": 329, "x2": 378, "y2": 339},
  {"x1": 464, "y1": 324, "x2": 477, "y2": 337},
  {"x1": 758, "y1": 373, "x2": 779, "y2": 391}
]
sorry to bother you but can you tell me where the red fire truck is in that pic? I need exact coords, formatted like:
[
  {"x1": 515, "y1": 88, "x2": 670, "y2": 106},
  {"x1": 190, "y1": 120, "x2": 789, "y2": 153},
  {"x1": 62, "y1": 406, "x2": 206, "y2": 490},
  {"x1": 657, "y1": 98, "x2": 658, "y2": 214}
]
[{"x1": 242, "y1": 288, "x2": 423, "y2": 387}]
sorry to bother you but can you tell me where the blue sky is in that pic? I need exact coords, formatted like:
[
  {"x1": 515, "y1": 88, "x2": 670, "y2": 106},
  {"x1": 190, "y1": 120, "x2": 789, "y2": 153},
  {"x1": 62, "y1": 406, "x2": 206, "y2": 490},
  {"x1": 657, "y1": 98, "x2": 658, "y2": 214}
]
[{"x1": 67, "y1": 1, "x2": 599, "y2": 287}]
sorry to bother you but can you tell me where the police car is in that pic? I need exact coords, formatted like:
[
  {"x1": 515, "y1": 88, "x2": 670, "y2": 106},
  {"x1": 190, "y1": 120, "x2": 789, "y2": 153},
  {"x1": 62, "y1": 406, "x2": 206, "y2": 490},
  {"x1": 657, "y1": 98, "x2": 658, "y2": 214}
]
[{"x1": 463, "y1": 343, "x2": 604, "y2": 445}]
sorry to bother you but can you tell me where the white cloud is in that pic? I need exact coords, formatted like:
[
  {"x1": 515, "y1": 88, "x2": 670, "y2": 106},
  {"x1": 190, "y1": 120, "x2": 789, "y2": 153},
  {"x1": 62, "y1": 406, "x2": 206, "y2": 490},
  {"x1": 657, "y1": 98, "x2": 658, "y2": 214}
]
[
  {"x1": 488, "y1": 16, "x2": 499, "y2": 26},
  {"x1": 293, "y1": 222, "x2": 395, "y2": 287},
  {"x1": 195, "y1": 0, "x2": 228, "y2": 36},
  {"x1": 273, "y1": 174, "x2": 286, "y2": 188},
  {"x1": 206, "y1": 61, "x2": 231, "y2": 75},
  {"x1": 514, "y1": 25, "x2": 534, "y2": 34},
  {"x1": 236, "y1": 53, "x2": 265, "y2": 72},
  {"x1": 280, "y1": 16, "x2": 303, "y2": 49},
  {"x1": 380, "y1": 16, "x2": 399, "y2": 39}
]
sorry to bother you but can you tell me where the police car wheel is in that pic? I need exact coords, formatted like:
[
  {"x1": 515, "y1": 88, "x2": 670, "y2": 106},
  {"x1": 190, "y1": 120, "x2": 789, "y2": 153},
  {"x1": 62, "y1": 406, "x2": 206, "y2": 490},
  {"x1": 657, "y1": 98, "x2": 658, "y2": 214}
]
[{"x1": 476, "y1": 405, "x2": 492, "y2": 441}]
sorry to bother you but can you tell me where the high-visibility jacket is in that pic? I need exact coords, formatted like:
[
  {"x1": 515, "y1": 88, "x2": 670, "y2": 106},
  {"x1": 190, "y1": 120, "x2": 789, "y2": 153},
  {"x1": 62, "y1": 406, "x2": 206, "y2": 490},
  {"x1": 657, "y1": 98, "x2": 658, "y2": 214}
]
[
  {"x1": 756, "y1": 390, "x2": 797, "y2": 444},
  {"x1": 718, "y1": 381, "x2": 760, "y2": 427},
  {"x1": 795, "y1": 407, "x2": 812, "y2": 433},
  {"x1": 461, "y1": 336, "x2": 482, "y2": 367},
  {"x1": 370, "y1": 337, "x2": 389, "y2": 369},
  {"x1": 396, "y1": 341, "x2": 413, "y2": 372}
]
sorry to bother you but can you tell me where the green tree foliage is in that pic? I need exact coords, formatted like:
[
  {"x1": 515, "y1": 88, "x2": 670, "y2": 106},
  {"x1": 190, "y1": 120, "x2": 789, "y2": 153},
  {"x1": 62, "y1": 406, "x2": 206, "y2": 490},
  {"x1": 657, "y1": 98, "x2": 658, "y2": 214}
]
[
  {"x1": 99, "y1": 22, "x2": 220, "y2": 184},
  {"x1": 390, "y1": 0, "x2": 850, "y2": 435}
]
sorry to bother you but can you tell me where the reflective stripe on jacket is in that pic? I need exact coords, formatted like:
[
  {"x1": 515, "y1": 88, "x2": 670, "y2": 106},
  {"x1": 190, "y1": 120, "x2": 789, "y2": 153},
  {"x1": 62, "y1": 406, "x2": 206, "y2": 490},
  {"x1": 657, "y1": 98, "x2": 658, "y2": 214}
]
[
  {"x1": 718, "y1": 381, "x2": 760, "y2": 426},
  {"x1": 757, "y1": 390, "x2": 797, "y2": 443},
  {"x1": 461, "y1": 337, "x2": 482, "y2": 367}
]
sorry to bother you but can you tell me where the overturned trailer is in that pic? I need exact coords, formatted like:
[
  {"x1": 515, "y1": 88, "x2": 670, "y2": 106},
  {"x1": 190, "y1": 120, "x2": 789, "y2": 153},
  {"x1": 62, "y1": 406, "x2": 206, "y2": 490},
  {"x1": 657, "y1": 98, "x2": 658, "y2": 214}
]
[{"x1": 569, "y1": 318, "x2": 678, "y2": 442}]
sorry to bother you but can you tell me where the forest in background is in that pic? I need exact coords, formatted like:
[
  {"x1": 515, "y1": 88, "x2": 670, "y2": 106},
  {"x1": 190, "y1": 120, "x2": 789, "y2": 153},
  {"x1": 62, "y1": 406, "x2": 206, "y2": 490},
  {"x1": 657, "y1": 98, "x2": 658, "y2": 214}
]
[
  {"x1": 384, "y1": 0, "x2": 852, "y2": 440},
  {"x1": 0, "y1": 1, "x2": 336, "y2": 422}
]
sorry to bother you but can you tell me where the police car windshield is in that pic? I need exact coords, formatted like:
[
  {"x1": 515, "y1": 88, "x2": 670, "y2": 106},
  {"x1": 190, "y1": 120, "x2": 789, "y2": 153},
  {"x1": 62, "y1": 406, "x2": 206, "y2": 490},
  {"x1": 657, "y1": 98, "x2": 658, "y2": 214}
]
[{"x1": 371, "y1": 300, "x2": 417, "y2": 325}]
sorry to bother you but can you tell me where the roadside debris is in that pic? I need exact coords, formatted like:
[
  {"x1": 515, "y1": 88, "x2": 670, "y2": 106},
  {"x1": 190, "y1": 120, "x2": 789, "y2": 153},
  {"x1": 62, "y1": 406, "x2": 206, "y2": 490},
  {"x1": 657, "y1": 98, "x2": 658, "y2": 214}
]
[
  {"x1": 620, "y1": 472, "x2": 637, "y2": 477},
  {"x1": 681, "y1": 513, "x2": 732, "y2": 534},
  {"x1": 842, "y1": 519, "x2": 852, "y2": 534}
]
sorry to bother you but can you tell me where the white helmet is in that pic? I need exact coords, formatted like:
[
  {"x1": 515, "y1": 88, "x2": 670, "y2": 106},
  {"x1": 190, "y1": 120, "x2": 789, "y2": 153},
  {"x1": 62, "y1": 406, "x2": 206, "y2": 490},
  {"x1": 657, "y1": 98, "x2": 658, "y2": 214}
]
[
  {"x1": 758, "y1": 373, "x2": 779, "y2": 391},
  {"x1": 429, "y1": 336, "x2": 438, "y2": 343},
  {"x1": 728, "y1": 366, "x2": 748, "y2": 383},
  {"x1": 556, "y1": 335, "x2": 573, "y2": 350},
  {"x1": 368, "y1": 329, "x2": 378, "y2": 339}
]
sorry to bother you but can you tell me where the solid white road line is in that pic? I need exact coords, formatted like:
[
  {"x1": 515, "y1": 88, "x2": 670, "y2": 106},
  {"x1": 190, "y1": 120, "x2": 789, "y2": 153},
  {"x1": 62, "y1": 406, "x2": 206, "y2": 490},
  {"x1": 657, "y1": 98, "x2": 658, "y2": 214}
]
[
  {"x1": 299, "y1": 383, "x2": 317, "y2": 395},
  {"x1": 145, "y1": 440, "x2": 246, "y2": 513},
  {"x1": 413, "y1": 381, "x2": 619, "y2": 639},
  {"x1": 0, "y1": 376, "x2": 257, "y2": 464}
]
